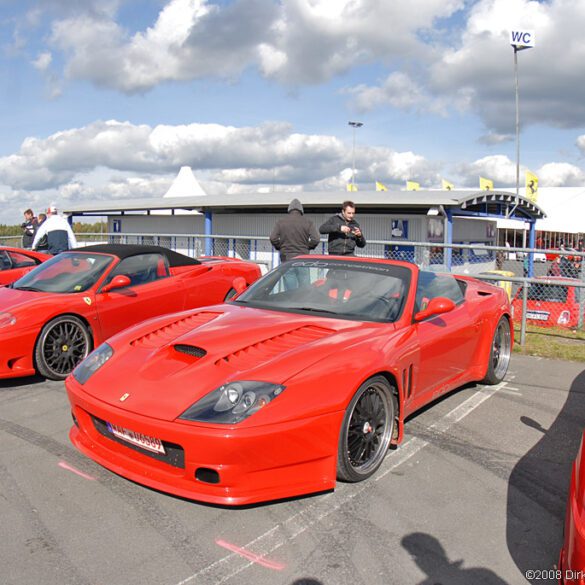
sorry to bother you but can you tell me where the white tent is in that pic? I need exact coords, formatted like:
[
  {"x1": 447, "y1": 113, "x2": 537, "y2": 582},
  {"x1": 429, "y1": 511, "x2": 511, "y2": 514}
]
[
  {"x1": 163, "y1": 166, "x2": 206, "y2": 198},
  {"x1": 533, "y1": 187, "x2": 585, "y2": 233}
]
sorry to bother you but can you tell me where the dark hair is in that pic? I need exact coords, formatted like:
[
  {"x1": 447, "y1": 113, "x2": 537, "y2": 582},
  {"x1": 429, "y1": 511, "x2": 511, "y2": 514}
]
[
  {"x1": 24, "y1": 208, "x2": 33, "y2": 216},
  {"x1": 342, "y1": 200, "x2": 355, "y2": 211}
]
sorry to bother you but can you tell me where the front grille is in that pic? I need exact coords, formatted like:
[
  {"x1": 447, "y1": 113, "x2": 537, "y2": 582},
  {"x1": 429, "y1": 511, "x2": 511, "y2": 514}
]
[
  {"x1": 91, "y1": 415, "x2": 185, "y2": 469},
  {"x1": 174, "y1": 344, "x2": 207, "y2": 358}
]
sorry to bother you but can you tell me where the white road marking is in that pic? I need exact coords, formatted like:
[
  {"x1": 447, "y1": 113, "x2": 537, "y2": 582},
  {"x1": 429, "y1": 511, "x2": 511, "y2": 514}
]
[{"x1": 173, "y1": 380, "x2": 509, "y2": 585}]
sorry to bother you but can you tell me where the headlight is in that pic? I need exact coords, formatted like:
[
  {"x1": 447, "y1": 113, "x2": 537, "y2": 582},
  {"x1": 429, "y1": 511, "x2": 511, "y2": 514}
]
[
  {"x1": 179, "y1": 381, "x2": 285, "y2": 424},
  {"x1": 0, "y1": 312, "x2": 16, "y2": 329},
  {"x1": 72, "y1": 343, "x2": 114, "y2": 384}
]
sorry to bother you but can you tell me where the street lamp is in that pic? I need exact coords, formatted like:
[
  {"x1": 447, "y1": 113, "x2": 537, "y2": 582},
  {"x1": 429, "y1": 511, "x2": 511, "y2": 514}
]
[
  {"x1": 348, "y1": 121, "x2": 363, "y2": 189},
  {"x1": 509, "y1": 30, "x2": 535, "y2": 200}
]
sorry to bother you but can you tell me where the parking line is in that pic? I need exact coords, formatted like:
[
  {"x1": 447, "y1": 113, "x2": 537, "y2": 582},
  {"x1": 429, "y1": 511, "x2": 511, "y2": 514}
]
[{"x1": 173, "y1": 380, "x2": 508, "y2": 585}]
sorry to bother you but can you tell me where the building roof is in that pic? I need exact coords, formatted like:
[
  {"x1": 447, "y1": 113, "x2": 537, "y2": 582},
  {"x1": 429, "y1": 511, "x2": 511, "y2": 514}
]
[{"x1": 63, "y1": 189, "x2": 545, "y2": 221}]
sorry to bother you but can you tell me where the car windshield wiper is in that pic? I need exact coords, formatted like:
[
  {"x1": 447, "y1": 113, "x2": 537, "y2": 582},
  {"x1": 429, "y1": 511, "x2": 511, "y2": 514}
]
[
  {"x1": 14, "y1": 286, "x2": 43, "y2": 292},
  {"x1": 292, "y1": 306, "x2": 340, "y2": 315}
]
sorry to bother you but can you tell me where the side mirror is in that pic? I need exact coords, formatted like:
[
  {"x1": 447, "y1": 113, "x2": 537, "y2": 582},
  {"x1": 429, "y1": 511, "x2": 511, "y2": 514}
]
[
  {"x1": 414, "y1": 296, "x2": 456, "y2": 322},
  {"x1": 232, "y1": 276, "x2": 247, "y2": 295},
  {"x1": 101, "y1": 274, "x2": 131, "y2": 293}
]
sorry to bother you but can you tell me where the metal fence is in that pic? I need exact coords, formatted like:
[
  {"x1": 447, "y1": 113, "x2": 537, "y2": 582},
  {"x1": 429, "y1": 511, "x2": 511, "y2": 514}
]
[{"x1": 3, "y1": 232, "x2": 584, "y2": 341}]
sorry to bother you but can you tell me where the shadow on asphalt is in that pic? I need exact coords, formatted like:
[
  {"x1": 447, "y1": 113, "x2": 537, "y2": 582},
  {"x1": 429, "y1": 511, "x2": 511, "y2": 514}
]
[
  {"x1": 402, "y1": 532, "x2": 507, "y2": 584},
  {"x1": 507, "y1": 368, "x2": 585, "y2": 576}
]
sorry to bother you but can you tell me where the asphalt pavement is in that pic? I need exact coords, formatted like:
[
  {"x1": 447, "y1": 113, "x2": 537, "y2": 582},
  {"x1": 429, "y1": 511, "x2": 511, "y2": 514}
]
[{"x1": 1, "y1": 354, "x2": 584, "y2": 585}]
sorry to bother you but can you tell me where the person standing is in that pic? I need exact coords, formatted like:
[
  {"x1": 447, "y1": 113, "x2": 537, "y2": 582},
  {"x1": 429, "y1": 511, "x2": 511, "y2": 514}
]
[
  {"x1": 21, "y1": 209, "x2": 38, "y2": 249},
  {"x1": 32, "y1": 204, "x2": 77, "y2": 255},
  {"x1": 319, "y1": 200, "x2": 366, "y2": 256},
  {"x1": 270, "y1": 198, "x2": 320, "y2": 262}
]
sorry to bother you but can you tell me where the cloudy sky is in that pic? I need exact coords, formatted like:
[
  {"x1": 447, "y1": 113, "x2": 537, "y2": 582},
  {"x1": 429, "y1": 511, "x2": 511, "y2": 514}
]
[{"x1": 1, "y1": 0, "x2": 584, "y2": 224}]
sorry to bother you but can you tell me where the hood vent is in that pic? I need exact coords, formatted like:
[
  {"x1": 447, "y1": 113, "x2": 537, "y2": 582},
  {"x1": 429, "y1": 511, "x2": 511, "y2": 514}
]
[
  {"x1": 174, "y1": 344, "x2": 207, "y2": 358},
  {"x1": 215, "y1": 325, "x2": 333, "y2": 370},
  {"x1": 131, "y1": 312, "x2": 221, "y2": 349}
]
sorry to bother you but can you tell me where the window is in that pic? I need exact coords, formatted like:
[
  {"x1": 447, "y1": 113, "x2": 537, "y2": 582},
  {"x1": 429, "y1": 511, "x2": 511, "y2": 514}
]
[
  {"x1": 415, "y1": 271, "x2": 465, "y2": 312},
  {"x1": 103, "y1": 253, "x2": 170, "y2": 287},
  {"x1": 8, "y1": 251, "x2": 38, "y2": 268}
]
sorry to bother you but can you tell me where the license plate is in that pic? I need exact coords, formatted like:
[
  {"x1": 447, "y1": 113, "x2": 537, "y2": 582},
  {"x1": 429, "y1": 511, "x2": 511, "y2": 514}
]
[
  {"x1": 526, "y1": 311, "x2": 549, "y2": 321},
  {"x1": 106, "y1": 422, "x2": 165, "y2": 454}
]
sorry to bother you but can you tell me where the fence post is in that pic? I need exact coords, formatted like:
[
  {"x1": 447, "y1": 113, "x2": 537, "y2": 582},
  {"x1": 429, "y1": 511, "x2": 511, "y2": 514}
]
[{"x1": 520, "y1": 283, "x2": 528, "y2": 346}]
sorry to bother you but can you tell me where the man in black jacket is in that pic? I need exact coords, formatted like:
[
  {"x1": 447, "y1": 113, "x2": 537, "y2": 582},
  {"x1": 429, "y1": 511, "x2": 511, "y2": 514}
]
[
  {"x1": 270, "y1": 198, "x2": 320, "y2": 262},
  {"x1": 319, "y1": 201, "x2": 366, "y2": 255},
  {"x1": 21, "y1": 209, "x2": 38, "y2": 249}
]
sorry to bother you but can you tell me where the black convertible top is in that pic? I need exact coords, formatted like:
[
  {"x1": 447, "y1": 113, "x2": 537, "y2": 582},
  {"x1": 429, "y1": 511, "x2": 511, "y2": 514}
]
[{"x1": 76, "y1": 244, "x2": 201, "y2": 267}]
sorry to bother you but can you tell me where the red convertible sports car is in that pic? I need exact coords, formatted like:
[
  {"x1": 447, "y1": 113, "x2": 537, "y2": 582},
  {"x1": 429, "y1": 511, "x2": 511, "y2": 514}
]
[
  {"x1": 0, "y1": 246, "x2": 50, "y2": 285},
  {"x1": 0, "y1": 244, "x2": 261, "y2": 380},
  {"x1": 66, "y1": 256, "x2": 512, "y2": 505}
]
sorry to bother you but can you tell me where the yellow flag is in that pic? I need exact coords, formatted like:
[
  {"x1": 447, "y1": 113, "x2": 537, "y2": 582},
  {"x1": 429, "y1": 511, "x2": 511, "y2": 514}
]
[
  {"x1": 525, "y1": 170, "x2": 538, "y2": 202},
  {"x1": 406, "y1": 181, "x2": 420, "y2": 191},
  {"x1": 442, "y1": 179, "x2": 454, "y2": 191},
  {"x1": 375, "y1": 181, "x2": 388, "y2": 191},
  {"x1": 347, "y1": 183, "x2": 358, "y2": 192},
  {"x1": 479, "y1": 176, "x2": 493, "y2": 191}
]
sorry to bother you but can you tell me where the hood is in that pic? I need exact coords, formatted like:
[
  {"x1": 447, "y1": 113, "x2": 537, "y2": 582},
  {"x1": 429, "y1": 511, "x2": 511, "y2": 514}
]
[
  {"x1": 86, "y1": 305, "x2": 389, "y2": 421},
  {"x1": 287, "y1": 198, "x2": 304, "y2": 214},
  {"x1": 0, "y1": 286, "x2": 69, "y2": 322}
]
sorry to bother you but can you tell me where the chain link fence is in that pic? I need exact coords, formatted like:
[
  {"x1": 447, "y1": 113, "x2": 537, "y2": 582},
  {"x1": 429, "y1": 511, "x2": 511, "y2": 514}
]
[{"x1": 4, "y1": 232, "x2": 584, "y2": 341}]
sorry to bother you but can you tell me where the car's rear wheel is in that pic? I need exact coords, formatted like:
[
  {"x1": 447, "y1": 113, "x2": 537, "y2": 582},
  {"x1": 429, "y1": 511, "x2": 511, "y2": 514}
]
[
  {"x1": 35, "y1": 315, "x2": 92, "y2": 380},
  {"x1": 337, "y1": 376, "x2": 395, "y2": 483},
  {"x1": 482, "y1": 316, "x2": 511, "y2": 385}
]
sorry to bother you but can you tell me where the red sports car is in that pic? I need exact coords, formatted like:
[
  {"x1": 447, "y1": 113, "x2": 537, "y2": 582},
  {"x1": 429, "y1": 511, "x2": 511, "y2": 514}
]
[
  {"x1": 559, "y1": 430, "x2": 585, "y2": 584},
  {"x1": 66, "y1": 256, "x2": 513, "y2": 505},
  {"x1": 0, "y1": 244, "x2": 261, "y2": 380},
  {"x1": 512, "y1": 277, "x2": 582, "y2": 329},
  {"x1": 0, "y1": 246, "x2": 50, "y2": 285}
]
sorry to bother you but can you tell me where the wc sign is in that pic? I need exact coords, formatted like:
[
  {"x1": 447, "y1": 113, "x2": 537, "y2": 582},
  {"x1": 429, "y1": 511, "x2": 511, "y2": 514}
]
[{"x1": 510, "y1": 30, "x2": 535, "y2": 48}]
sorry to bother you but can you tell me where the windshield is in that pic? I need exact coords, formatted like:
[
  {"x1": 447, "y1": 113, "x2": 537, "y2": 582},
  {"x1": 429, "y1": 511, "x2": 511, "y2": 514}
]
[
  {"x1": 12, "y1": 252, "x2": 113, "y2": 293},
  {"x1": 233, "y1": 259, "x2": 411, "y2": 322}
]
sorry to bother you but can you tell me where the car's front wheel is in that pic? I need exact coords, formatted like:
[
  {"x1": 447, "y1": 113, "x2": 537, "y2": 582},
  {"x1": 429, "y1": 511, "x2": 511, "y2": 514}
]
[
  {"x1": 337, "y1": 376, "x2": 396, "y2": 483},
  {"x1": 35, "y1": 315, "x2": 92, "y2": 380},
  {"x1": 482, "y1": 316, "x2": 511, "y2": 385}
]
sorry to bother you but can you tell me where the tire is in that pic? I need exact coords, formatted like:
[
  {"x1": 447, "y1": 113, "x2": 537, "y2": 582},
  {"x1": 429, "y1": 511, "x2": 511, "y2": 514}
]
[
  {"x1": 35, "y1": 315, "x2": 93, "y2": 380},
  {"x1": 482, "y1": 316, "x2": 511, "y2": 385},
  {"x1": 337, "y1": 376, "x2": 395, "y2": 483}
]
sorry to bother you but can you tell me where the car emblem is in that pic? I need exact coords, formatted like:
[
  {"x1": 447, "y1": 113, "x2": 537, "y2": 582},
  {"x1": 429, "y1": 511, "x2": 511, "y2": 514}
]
[
  {"x1": 119, "y1": 393, "x2": 130, "y2": 402},
  {"x1": 84, "y1": 297, "x2": 92, "y2": 305}
]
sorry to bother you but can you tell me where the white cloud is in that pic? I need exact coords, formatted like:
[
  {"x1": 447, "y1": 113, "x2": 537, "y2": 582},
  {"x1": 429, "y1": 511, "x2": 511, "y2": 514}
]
[
  {"x1": 32, "y1": 51, "x2": 52, "y2": 71},
  {"x1": 538, "y1": 162, "x2": 585, "y2": 187}
]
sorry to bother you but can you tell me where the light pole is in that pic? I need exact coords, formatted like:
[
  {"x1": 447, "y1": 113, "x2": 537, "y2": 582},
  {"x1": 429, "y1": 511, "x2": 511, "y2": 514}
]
[
  {"x1": 348, "y1": 121, "x2": 363, "y2": 189},
  {"x1": 509, "y1": 30, "x2": 534, "y2": 200}
]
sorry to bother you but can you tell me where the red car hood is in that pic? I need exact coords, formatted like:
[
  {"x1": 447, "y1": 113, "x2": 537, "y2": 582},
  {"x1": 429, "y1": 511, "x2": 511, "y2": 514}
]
[
  {"x1": 84, "y1": 305, "x2": 391, "y2": 421},
  {"x1": 0, "y1": 286, "x2": 74, "y2": 323}
]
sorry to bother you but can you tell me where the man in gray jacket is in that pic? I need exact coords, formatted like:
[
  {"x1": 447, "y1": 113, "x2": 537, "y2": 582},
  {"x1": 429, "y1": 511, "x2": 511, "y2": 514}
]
[{"x1": 270, "y1": 198, "x2": 320, "y2": 262}]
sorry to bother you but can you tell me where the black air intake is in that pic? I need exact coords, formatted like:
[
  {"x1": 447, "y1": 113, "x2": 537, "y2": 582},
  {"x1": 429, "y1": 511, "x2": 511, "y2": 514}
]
[{"x1": 174, "y1": 344, "x2": 207, "y2": 358}]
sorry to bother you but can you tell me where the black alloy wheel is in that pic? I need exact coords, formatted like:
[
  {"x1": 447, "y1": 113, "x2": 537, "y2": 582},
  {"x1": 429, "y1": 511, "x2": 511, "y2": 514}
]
[
  {"x1": 35, "y1": 315, "x2": 92, "y2": 380},
  {"x1": 337, "y1": 376, "x2": 396, "y2": 482}
]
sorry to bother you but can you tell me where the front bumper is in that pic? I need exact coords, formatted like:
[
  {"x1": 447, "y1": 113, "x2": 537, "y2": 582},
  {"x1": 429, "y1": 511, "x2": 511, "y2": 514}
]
[
  {"x1": 0, "y1": 327, "x2": 37, "y2": 379},
  {"x1": 66, "y1": 378, "x2": 342, "y2": 505}
]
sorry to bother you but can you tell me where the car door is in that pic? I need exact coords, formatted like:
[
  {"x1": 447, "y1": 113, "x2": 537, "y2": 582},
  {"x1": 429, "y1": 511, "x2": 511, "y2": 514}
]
[
  {"x1": 94, "y1": 253, "x2": 187, "y2": 341},
  {"x1": 412, "y1": 273, "x2": 481, "y2": 402}
]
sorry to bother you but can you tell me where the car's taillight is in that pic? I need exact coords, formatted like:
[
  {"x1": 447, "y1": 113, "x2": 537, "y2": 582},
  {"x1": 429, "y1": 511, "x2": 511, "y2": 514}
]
[{"x1": 558, "y1": 310, "x2": 570, "y2": 325}]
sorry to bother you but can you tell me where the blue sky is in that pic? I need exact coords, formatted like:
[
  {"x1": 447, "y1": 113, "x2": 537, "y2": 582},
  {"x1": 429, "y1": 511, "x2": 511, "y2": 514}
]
[{"x1": 1, "y1": 0, "x2": 585, "y2": 224}]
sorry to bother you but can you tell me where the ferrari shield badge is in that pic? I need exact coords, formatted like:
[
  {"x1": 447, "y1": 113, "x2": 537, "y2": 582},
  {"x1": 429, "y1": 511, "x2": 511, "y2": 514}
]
[{"x1": 83, "y1": 297, "x2": 92, "y2": 305}]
